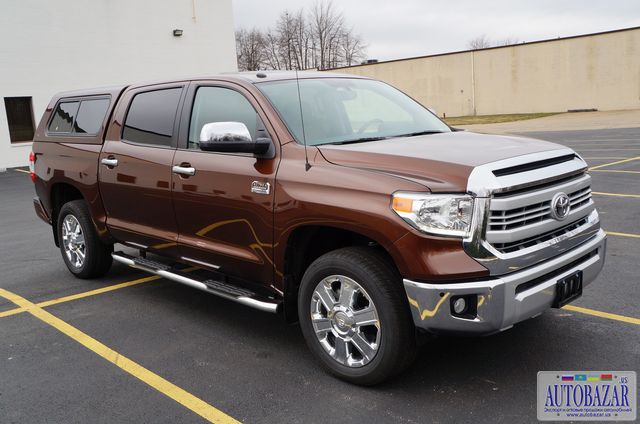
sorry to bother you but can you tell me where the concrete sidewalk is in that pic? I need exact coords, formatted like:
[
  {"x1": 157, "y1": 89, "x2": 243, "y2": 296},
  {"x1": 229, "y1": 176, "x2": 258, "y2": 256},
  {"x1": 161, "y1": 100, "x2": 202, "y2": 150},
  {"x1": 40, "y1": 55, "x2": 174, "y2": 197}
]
[{"x1": 458, "y1": 109, "x2": 640, "y2": 134}]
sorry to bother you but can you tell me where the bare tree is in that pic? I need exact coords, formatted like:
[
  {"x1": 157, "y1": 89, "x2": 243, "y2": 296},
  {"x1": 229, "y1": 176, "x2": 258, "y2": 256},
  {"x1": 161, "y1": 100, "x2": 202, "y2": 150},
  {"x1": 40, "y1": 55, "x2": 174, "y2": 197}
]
[
  {"x1": 468, "y1": 34, "x2": 492, "y2": 50},
  {"x1": 467, "y1": 35, "x2": 521, "y2": 50},
  {"x1": 496, "y1": 37, "x2": 520, "y2": 46},
  {"x1": 234, "y1": 0, "x2": 366, "y2": 71},
  {"x1": 235, "y1": 28, "x2": 265, "y2": 71}
]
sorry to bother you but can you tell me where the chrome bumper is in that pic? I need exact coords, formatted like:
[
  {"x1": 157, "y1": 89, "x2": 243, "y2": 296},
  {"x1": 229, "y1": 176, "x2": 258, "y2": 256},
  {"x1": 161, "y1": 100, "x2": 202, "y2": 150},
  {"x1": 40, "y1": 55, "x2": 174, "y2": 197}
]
[{"x1": 403, "y1": 229, "x2": 606, "y2": 335}]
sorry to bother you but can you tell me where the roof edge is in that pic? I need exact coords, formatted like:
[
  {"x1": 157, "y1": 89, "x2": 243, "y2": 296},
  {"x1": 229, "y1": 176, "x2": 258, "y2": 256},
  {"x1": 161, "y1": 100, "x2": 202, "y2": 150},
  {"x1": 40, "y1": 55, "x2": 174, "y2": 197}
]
[{"x1": 325, "y1": 25, "x2": 640, "y2": 71}]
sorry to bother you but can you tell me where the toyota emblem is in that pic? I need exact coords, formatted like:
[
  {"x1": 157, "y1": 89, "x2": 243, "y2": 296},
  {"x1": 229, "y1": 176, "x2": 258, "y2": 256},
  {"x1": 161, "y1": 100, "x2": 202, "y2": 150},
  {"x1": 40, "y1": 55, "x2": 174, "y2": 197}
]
[{"x1": 550, "y1": 192, "x2": 571, "y2": 221}]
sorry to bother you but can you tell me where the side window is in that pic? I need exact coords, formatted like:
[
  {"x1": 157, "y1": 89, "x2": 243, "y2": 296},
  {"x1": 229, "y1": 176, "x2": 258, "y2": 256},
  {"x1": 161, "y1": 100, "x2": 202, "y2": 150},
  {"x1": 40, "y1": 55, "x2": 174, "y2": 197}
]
[
  {"x1": 73, "y1": 98, "x2": 110, "y2": 134},
  {"x1": 123, "y1": 88, "x2": 182, "y2": 146},
  {"x1": 188, "y1": 87, "x2": 259, "y2": 150},
  {"x1": 48, "y1": 97, "x2": 111, "y2": 135},
  {"x1": 48, "y1": 101, "x2": 80, "y2": 133}
]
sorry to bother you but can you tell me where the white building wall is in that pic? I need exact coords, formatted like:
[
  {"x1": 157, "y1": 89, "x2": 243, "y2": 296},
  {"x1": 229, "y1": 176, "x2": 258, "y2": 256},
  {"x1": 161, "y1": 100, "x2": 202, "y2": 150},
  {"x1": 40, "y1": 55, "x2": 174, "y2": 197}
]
[{"x1": 0, "y1": 0, "x2": 237, "y2": 169}]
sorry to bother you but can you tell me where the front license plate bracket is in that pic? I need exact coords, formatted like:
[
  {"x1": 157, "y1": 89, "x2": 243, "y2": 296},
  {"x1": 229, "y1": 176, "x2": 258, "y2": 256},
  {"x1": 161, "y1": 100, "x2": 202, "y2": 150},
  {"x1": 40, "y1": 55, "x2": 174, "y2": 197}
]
[{"x1": 552, "y1": 270, "x2": 583, "y2": 308}]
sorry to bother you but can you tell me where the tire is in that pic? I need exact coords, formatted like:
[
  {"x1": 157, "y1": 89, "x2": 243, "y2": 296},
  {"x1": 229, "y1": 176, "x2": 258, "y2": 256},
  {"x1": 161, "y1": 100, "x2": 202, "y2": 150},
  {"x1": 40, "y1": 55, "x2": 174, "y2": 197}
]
[
  {"x1": 298, "y1": 246, "x2": 417, "y2": 385},
  {"x1": 57, "y1": 200, "x2": 113, "y2": 279}
]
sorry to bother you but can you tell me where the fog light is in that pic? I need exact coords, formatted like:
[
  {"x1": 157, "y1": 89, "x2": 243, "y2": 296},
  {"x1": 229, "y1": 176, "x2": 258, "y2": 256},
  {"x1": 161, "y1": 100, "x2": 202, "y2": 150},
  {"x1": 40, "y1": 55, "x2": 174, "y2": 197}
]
[
  {"x1": 453, "y1": 298, "x2": 467, "y2": 314},
  {"x1": 450, "y1": 294, "x2": 478, "y2": 319}
]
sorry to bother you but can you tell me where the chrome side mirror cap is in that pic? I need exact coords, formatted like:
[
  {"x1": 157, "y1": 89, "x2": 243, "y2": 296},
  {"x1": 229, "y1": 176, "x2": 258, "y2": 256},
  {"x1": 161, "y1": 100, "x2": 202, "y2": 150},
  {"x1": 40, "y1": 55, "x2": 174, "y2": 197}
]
[
  {"x1": 200, "y1": 121, "x2": 252, "y2": 144},
  {"x1": 198, "y1": 121, "x2": 272, "y2": 157}
]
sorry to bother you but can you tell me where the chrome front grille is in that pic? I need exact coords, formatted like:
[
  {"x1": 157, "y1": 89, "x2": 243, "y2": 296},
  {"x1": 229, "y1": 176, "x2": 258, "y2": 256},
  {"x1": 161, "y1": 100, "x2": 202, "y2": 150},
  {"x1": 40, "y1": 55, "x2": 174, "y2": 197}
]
[
  {"x1": 463, "y1": 149, "x2": 601, "y2": 276},
  {"x1": 489, "y1": 185, "x2": 592, "y2": 231},
  {"x1": 492, "y1": 217, "x2": 589, "y2": 253},
  {"x1": 485, "y1": 172, "x2": 595, "y2": 250}
]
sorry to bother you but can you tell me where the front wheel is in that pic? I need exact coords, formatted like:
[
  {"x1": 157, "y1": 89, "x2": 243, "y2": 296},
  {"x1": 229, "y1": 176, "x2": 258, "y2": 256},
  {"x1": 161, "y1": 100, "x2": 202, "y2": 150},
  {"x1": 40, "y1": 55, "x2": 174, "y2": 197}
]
[
  {"x1": 298, "y1": 247, "x2": 417, "y2": 385},
  {"x1": 57, "y1": 200, "x2": 113, "y2": 279}
]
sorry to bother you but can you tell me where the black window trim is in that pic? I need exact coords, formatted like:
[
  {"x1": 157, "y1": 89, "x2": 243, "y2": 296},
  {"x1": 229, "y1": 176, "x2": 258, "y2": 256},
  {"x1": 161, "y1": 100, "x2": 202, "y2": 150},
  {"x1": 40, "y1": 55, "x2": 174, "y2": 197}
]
[
  {"x1": 176, "y1": 81, "x2": 277, "y2": 157},
  {"x1": 46, "y1": 95, "x2": 112, "y2": 137},
  {"x1": 120, "y1": 85, "x2": 186, "y2": 150}
]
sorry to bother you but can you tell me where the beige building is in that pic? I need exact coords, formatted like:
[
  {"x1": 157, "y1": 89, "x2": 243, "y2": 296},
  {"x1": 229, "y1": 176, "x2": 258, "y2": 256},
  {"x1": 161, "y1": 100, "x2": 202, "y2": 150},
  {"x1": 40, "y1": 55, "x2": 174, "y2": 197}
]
[{"x1": 327, "y1": 27, "x2": 640, "y2": 117}]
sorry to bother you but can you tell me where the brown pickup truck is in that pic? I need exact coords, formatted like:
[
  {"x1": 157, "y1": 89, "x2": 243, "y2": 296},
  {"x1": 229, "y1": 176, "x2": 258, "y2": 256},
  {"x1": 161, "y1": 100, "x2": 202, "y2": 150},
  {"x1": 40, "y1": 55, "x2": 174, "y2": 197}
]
[{"x1": 31, "y1": 72, "x2": 606, "y2": 385}]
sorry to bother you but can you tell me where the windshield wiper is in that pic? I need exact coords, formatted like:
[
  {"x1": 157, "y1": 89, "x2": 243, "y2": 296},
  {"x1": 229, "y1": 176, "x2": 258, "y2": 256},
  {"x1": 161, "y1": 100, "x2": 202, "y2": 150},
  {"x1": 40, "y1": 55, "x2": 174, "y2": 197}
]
[
  {"x1": 319, "y1": 136, "x2": 390, "y2": 146},
  {"x1": 394, "y1": 130, "x2": 446, "y2": 138}
]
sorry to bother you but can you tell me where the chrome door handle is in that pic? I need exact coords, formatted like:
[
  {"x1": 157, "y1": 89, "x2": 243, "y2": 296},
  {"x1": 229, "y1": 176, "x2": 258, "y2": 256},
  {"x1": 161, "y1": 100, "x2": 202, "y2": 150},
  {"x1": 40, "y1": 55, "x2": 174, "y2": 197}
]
[
  {"x1": 101, "y1": 158, "x2": 118, "y2": 167},
  {"x1": 172, "y1": 165, "x2": 196, "y2": 176}
]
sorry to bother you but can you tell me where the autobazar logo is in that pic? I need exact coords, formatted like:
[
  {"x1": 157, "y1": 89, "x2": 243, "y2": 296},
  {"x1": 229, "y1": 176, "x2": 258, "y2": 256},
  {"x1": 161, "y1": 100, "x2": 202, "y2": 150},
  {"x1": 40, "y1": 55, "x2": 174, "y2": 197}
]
[{"x1": 537, "y1": 371, "x2": 636, "y2": 421}]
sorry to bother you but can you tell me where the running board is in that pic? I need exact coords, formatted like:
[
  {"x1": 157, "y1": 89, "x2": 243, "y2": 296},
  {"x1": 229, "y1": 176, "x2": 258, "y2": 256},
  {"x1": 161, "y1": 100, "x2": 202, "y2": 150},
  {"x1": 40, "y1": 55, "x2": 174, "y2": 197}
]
[{"x1": 111, "y1": 252, "x2": 280, "y2": 314}]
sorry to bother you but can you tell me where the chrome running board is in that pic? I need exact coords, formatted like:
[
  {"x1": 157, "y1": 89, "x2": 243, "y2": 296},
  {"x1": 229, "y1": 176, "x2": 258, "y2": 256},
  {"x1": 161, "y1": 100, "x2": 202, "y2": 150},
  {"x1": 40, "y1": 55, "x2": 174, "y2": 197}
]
[{"x1": 111, "y1": 251, "x2": 280, "y2": 314}]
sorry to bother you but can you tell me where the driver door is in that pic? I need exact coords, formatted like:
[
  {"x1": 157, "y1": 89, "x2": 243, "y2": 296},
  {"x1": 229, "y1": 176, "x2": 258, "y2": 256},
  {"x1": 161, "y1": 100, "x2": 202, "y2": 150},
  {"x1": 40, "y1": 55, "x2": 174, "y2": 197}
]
[{"x1": 171, "y1": 82, "x2": 280, "y2": 285}]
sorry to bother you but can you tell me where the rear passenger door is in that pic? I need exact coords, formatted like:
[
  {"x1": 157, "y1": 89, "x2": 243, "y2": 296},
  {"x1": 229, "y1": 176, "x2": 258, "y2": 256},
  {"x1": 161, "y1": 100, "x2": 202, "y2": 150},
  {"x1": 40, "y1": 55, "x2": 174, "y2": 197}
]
[
  {"x1": 171, "y1": 82, "x2": 279, "y2": 285},
  {"x1": 100, "y1": 83, "x2": 186, "y2": 256}
]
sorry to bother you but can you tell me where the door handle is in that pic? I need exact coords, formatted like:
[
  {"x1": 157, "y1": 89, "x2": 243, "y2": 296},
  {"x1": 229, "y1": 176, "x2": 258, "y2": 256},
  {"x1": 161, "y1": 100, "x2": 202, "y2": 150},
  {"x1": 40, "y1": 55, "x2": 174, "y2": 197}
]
[
  {"x1": 172, "y1": 165, "x2": 196, "y2": 176},
  {"x1": 101, "y1": 157, "x2": 118, "y2": 167}
]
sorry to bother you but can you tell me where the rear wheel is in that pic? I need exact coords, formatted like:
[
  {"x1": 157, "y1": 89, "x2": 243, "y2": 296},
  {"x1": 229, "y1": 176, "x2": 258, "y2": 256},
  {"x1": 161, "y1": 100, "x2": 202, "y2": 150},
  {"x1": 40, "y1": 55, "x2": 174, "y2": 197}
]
[
  {"x1": 57, "y1": 200, "x2": 113, "y2": 278},
  {"x1": 298, "y1": 247, "x2": 417, "y2": 385}
]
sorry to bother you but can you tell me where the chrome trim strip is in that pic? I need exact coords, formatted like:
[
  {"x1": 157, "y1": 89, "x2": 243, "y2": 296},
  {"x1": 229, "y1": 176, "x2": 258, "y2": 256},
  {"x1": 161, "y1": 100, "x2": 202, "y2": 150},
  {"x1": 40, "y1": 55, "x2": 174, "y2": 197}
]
[
  {"x1": 180, "y1": 256, "x2": 221, "y2": 270},
  {"x1": 125, "y1": 241, "x2": 148, "y2": 249}
]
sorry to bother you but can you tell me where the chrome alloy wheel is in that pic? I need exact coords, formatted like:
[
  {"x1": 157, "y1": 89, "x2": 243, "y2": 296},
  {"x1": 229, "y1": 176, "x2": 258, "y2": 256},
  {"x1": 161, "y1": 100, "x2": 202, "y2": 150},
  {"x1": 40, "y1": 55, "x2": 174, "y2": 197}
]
[
  {"x1": 310, "y1": 275, "x2": 381, "y2": 367},
  {"x1": 61, "y1": 214, "x2": 86, "y2": 268}
]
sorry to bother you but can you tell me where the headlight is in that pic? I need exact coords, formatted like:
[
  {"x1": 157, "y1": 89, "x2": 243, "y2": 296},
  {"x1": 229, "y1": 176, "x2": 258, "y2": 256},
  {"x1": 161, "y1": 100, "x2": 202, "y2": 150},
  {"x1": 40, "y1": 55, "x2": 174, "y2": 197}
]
[{"x1": 391, "y1": 192, "x2": 474, "y2": 238}]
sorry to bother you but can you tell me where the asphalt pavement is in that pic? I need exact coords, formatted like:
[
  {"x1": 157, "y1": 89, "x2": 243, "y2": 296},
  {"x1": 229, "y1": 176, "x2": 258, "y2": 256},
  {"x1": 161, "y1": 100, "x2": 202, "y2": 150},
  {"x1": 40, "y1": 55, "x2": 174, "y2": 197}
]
[{"x1": 0, "y1": 127, "x2": 638, "y2": 423}]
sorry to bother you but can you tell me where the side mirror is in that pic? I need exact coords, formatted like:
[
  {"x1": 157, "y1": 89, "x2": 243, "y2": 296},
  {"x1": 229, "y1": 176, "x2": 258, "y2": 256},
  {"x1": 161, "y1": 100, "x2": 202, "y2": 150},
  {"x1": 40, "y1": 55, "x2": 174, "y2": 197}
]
[{"x1": 199, "y1": 122, "x2": 271, "y2": 156}]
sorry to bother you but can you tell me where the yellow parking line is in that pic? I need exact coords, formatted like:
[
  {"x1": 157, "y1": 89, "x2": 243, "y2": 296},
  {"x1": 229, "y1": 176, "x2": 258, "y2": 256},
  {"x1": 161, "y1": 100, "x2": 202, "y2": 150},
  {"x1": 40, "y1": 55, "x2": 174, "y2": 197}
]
[
  {"x1": 588, "y1": 156, "x2": 640, "y2": 171},
  {"x1": 592, "y1": 192, "x2": 640, "y2": 198},
  {"x1": 0, "y1": 275, "x2": 161, "y2": 319},
  {"x1": 590, "y1": 170, "x2": 640, "y2": 174},
  {"x1": 0, "y1": 267, "x2": 198, "y2": 319},
  {"x1": 606, "y1": 231, "x2": 640, "y2": 239},
  {"x1": 562, "y1": 305, "x2": 640, "y2": 325},
  {"x1": 13, "y1": 168, "x2": 30, "y2": 174},
  {"x1": 0, "y1": 287, "x2": 239, "y2": 424}
]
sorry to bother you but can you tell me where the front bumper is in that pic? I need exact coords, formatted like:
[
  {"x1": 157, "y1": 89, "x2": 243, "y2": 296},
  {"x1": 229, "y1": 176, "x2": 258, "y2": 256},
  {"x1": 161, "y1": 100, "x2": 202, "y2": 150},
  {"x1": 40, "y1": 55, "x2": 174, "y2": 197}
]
[{"x1": 403, "y1": 229, "x2": 606, "y2": 335}]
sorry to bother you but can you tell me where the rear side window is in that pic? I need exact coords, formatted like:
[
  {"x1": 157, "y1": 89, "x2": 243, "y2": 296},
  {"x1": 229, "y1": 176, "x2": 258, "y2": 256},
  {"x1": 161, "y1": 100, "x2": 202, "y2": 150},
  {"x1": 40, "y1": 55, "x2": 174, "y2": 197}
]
[
  {"x1": 49, "y1": 101, "x2": 80, "y2": 133},
  {"x1": 73, "y1": 98, "x2": 110, "y2": 134},
  {"x1": 122, "y1": 88, "x2": 182, "y2": 147},
  {"x1": 48, "y1": 97, "x2": 110, "y2": 135}
]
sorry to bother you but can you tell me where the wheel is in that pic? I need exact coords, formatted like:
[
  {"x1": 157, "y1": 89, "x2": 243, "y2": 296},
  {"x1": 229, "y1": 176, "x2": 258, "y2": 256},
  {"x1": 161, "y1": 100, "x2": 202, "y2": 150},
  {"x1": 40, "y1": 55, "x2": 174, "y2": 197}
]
[
  {"x1": 298, "y1": 247, "x2": 417, "y2": 385},
  {"x1": 57, "y1": 200, "x2": 113, "y2": 278}
]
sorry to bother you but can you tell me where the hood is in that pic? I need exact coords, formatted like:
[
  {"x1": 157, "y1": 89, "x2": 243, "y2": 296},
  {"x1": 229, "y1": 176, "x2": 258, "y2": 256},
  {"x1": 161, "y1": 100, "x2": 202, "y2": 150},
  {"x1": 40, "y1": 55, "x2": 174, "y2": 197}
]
[{"x1": 317, "y1": 131, "x2": 564, "y2": 192}]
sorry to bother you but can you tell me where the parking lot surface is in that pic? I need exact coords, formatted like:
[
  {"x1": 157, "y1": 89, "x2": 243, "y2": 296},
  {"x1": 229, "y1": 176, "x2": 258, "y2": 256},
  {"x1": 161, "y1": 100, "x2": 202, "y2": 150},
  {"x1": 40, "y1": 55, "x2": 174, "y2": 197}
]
[{"x1": 1, "y1": 127, "x2": 639, "y2": 423}]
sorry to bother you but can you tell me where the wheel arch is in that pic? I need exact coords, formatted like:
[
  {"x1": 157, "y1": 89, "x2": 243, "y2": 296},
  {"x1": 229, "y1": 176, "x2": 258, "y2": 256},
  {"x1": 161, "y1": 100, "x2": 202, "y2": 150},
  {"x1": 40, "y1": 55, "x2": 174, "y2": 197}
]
[
  {"x1": 50, "y1": 183, "x2": 85, "y2": 246},
  {"x1": 281, "y1": 225, "x2": 400, "y2": 323}
]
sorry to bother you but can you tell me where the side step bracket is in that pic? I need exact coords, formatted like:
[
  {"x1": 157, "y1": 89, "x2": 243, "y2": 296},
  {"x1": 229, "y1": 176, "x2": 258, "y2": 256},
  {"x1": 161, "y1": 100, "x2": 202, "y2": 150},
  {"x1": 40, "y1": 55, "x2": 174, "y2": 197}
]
[{"x1": 112, "y1": 251, "x2": 281, "y2": 314}]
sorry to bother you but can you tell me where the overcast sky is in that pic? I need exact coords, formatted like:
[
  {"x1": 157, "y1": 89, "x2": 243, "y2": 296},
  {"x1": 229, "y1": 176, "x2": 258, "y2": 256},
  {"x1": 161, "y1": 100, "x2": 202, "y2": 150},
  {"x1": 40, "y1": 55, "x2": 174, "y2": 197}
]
[{"x1": 232, "y1": 0, "x2": 640, "y2": 61}]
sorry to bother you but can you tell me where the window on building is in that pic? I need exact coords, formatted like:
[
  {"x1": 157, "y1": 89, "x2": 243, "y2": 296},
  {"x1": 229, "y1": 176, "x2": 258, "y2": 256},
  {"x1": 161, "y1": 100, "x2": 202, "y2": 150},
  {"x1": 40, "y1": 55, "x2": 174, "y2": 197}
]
[
  {"x1": 49, "y1": 101, "x2": 80, "y2": 133},
  {"x1": 4, "y1": 97, "x2": 36, "y2": 143},
  {"x1": 122, "y1": 88, "x2": 182, "y2": 146}
]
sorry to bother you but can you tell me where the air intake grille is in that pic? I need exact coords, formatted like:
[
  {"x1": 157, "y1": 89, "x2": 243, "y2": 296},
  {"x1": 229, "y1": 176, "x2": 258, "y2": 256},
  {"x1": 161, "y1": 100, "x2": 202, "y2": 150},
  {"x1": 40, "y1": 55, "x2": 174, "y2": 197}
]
[
  {"x1": 492, "y1": 217, "x2": 589, "y2": 254},
  {"x1": 489, "y1": 186, "x2": 592, "y2": 231}
]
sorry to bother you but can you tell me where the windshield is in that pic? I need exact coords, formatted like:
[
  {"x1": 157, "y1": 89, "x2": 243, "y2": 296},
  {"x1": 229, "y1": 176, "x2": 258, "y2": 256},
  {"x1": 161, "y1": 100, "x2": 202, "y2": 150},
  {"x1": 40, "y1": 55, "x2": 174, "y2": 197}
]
[{"x1": 256, "y1": 78, "x2": 450, "y2": 146}]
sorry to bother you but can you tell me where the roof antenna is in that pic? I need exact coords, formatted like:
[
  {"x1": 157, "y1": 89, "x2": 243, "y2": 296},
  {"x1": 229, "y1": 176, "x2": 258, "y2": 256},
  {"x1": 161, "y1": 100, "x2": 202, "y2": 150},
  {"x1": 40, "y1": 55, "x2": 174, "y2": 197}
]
[{"x1": 295, "y1": 68, "x2": 311, "y2": 171}]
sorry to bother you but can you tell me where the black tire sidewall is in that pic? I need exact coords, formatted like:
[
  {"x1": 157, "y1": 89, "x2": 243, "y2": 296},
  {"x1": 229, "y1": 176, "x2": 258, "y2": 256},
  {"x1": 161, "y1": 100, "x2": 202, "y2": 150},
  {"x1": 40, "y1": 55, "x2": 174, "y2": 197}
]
[
  {"x1": 57, "y1": 200, "x2": 109, "y2": 278},
  {"x1": 298, "y1": 248, "x2": 415, "y2": 385}
]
